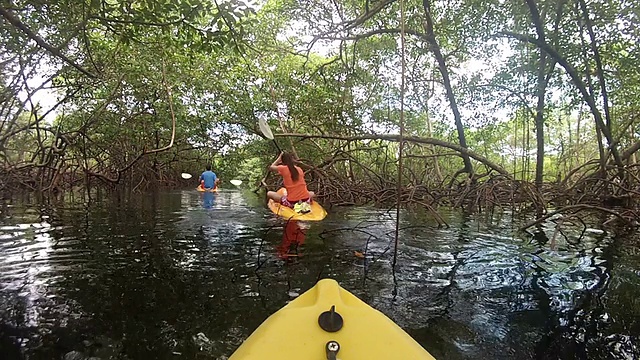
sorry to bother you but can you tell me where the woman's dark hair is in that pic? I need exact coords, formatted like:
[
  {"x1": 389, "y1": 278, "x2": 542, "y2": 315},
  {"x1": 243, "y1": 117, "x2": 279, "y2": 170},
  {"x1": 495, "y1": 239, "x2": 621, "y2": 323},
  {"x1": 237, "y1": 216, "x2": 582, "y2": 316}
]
[{"x1": 281, "y1": 152, "x2": 299, "y2": 182}]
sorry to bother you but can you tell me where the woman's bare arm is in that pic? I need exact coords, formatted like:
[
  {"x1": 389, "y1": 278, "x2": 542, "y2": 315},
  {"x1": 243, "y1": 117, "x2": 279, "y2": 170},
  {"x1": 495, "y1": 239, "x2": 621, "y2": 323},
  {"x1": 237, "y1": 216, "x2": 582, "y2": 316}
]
[{"x1": 268, "y1": 152, "x2": 283, "y2": 172}]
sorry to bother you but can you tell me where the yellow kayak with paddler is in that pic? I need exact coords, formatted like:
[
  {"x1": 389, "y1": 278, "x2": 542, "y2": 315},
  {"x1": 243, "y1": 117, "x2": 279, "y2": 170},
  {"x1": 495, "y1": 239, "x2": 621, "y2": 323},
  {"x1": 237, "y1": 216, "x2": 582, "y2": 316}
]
[
  {"x1": 267, "y1": 188, "x2": 327, "y2": 221},
  {"x1": 229, "y1": 279, "x2": 436, "y2": 359}
]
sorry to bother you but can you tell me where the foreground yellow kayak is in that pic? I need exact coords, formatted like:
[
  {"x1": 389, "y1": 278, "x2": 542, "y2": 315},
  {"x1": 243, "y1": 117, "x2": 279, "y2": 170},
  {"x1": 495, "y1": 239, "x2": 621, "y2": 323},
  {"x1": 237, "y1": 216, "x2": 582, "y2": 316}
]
[
  {"x1": 267, "y1": 188, "x2": 327, "y2": 221},
  {"x1": 229, "y1": 279, "x2": 436, "y2": 359}
]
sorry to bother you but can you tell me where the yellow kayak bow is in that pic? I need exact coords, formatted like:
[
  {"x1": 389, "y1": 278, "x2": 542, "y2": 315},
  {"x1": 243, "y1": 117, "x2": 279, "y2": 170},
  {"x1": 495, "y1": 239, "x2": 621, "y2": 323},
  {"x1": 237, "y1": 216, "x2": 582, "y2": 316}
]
[{"x1": 229, "y1": 279, "x2": 436, "y2": 359}]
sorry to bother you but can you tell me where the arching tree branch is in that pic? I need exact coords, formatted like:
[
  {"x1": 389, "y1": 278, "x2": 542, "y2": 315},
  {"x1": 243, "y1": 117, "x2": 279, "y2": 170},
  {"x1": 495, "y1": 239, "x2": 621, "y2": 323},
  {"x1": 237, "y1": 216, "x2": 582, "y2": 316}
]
[
  {"x1": 276, "y1": 132, "x2": 510, "y2": 177},
  {"x1": 0, "y1": 7, "x2": 96, "y2": 78}
]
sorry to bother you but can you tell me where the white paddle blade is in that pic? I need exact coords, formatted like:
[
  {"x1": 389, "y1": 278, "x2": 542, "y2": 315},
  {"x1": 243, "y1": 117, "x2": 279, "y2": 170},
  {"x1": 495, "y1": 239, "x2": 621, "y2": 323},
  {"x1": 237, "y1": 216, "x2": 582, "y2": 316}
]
[
  {"x1": 258, "y1": 118, "x2": 274, "y2": 140},
  {"x1": 230, "y1": 179, "x2": 242, "y2": 186},
  {"x1": 181, "y1": 173, "x2": 192, "y2": 179}
]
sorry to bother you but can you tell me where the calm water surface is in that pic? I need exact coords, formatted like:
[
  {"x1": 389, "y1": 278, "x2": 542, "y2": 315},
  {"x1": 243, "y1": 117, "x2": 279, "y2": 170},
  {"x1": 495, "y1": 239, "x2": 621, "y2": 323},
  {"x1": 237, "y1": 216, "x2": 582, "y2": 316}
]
[{"x1": 0, "y1": 189, "x2": 638, "y2": 359}]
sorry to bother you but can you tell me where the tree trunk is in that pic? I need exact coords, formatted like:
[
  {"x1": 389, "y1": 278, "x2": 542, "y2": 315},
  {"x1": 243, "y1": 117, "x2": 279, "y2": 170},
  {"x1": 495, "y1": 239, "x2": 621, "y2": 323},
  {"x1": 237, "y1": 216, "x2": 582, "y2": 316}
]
[
  {"x1": 534, "y1": 51, "x2": 547, "y2": 188},
  {"x1": 578, "y1": 18, "x2": 607, "y2": 174},
  {"x1": 347, "y1": 140, "x2": 355, "y2": 181},
  {"x1": 578, "y1": 0, "x2": 612, "y2": 130},
  {"x1": 630, "y1": 126, "x2": 637, "y2": 165},
  {"x1": 513, "y1": 110, "x2": 518, "y2": 179},
  {"x1": 502, "y1": 0, "x2": 623, "y2": 171},
  {"x1": 595, "y1": 121, "x2": 606, "y2": 173},
  {"x1": 426, "y1": 113, "x2": 443, "y2": 183},
  {"x1": 567, "y1": 113, "x2": 573, "y2": 173},
  {"x1": 525, "y1": 0, "x2": 553, "y2": 188},
  {"x1": 576, "y1": 107, "x2": 582, "y2": 168},
  {"x1": 421, "y1": 0, "x2": 473, "y2": 175}
]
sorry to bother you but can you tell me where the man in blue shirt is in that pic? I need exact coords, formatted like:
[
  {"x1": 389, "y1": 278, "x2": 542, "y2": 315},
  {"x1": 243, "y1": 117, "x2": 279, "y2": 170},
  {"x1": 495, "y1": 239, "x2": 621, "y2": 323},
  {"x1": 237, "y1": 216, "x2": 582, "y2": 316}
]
[{"x1": 199, "y1": 165, "x2": 219, "y2": 190}]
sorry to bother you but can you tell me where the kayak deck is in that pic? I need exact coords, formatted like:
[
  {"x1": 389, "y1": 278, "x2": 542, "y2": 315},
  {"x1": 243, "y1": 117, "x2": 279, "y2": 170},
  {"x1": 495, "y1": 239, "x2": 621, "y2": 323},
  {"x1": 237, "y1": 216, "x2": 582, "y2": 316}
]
[
  {"x1": 267, "y1": 188, "x2": 327, "y2": 221},
  {"x1": 229, "y1": 279, "x2": 436, "y2": 359}
]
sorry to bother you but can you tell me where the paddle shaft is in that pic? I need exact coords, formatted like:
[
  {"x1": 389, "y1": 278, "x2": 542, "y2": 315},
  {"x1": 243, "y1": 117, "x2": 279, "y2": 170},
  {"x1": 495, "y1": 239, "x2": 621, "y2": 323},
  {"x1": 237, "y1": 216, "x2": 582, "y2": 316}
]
[{"x1": 271, "y1": 139, "x2": 282, "y2": 153}]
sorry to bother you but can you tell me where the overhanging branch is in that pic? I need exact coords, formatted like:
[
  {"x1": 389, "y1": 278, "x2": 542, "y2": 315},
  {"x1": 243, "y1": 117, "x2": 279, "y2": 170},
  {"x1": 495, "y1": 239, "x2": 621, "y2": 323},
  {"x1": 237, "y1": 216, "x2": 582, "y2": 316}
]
[
  {"x1": 0, "y1": 7, "x2": 96, "y2": 78},
  {"x1": 276, "y1": 133, "x2": 511, "y2": 177}
]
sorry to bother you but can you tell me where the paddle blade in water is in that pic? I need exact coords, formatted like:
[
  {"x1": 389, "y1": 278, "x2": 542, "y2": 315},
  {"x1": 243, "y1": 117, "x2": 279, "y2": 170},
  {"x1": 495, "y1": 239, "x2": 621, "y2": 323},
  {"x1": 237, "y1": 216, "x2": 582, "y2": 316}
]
[
  {"x1": 181, "y1": 173, "x2": 192, "y2": 179},
  {"x1": 230, "y1": 179, "x2": 242, "y2": 186},
  {"x1": 258, "y1": 118, "x2": 274, "y2": 140}
]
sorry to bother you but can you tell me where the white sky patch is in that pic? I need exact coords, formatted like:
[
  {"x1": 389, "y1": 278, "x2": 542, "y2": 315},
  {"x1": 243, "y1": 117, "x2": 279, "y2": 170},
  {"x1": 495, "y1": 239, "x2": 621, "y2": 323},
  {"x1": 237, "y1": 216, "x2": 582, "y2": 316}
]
[
  {"x1": 279, "y1": 19, "x2": 338, "y2": 58},
  {"x1": 460, "y1": 58, "x2": 488, "y2": 73},
  {"x1": 15, "y1": 71, "x2": 60, "y2": 124}
]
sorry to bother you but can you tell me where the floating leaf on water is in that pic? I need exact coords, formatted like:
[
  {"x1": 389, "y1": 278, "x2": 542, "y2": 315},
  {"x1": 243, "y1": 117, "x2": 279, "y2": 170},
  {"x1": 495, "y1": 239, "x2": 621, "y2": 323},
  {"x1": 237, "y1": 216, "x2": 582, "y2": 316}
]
[
  {"x1": 566, "y1": 281, "x2": 585, "y2": 290},
  {"x1": 585, "y1": 228, "x2": 605, "y2": 234},
  {"x1": 63, "y1": 351, "x2": 85, "y2": 360},
  {"x1": 193, "y1": 332, "x2": 212, "y2": 351}
]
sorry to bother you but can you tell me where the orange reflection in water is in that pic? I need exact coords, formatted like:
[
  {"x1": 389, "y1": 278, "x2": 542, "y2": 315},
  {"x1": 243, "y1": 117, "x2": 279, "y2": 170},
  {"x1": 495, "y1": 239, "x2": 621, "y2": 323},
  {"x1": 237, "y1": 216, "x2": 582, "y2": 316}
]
[{"x1": 277, "y1": 220, "x2": 307, "y2": 259}]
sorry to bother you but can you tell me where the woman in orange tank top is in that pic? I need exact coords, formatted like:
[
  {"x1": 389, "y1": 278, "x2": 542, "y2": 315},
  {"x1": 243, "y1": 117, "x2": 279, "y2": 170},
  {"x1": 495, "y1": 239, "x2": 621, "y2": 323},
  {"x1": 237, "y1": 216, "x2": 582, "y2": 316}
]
[{"x1": 267, "y1": 152, "x2": 315, "y2": 208}]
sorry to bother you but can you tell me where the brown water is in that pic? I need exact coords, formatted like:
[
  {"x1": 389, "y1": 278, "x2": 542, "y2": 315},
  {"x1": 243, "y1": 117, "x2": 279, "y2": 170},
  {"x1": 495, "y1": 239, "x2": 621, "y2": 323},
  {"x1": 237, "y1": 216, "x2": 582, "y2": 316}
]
[{"x1": 0, "y1": 189, "x2": 638, "y2": 359}]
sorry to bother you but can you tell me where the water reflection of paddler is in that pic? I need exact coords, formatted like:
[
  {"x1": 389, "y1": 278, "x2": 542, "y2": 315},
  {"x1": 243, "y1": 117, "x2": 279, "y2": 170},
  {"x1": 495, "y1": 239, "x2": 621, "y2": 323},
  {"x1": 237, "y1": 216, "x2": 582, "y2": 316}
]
[
  {"x1": 277, "y1": 220, "x2": 308, "y2": 259},
  {"x1": 201, "y1": 191, "x2": 216, "y2": 209}
]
